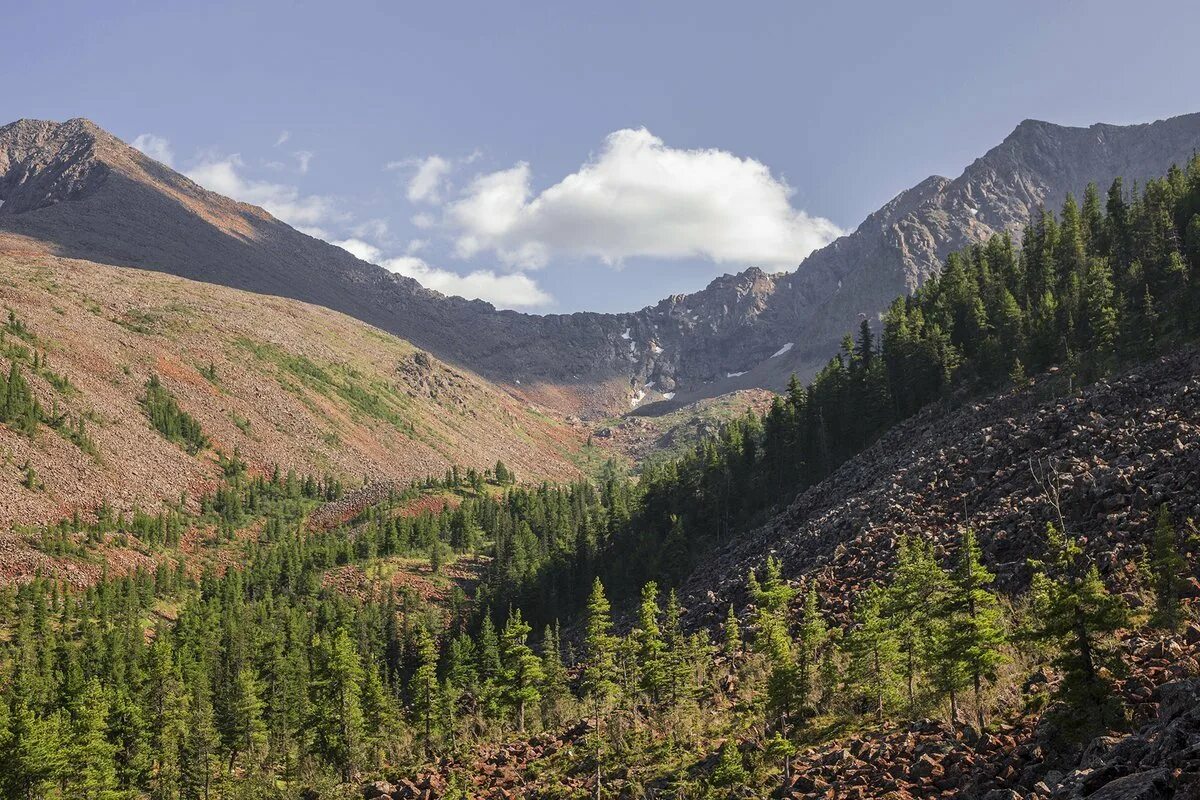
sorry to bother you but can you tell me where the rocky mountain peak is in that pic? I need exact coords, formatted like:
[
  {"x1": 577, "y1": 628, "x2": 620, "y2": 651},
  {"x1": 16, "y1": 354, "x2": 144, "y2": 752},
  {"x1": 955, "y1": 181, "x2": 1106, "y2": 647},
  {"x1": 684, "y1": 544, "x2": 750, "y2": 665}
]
[{"x1": 3, "y1": 112, "x2": 1200, "y2": 417}]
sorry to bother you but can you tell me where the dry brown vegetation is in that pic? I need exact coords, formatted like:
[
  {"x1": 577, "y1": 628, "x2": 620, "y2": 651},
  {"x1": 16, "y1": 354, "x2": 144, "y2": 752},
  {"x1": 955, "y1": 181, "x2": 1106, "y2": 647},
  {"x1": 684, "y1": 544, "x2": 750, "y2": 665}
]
[{"x1": 0, "y1": 251, "x2": 587, "y2": 529}]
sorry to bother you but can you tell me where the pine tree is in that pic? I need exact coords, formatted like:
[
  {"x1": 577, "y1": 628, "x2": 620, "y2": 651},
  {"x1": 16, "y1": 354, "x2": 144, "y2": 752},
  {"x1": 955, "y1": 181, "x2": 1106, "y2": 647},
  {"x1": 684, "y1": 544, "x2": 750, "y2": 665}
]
[
  {"x1": 661, "y1": 589, "x2": 693, "y2": 705},
  {"x1": 181, "y1": 682, "x2": 219, "y2": 800},
  {"x1": 1147, "y1": 505, "x2": 1187, "y2": 631},
  {"x1": 885, "y1": 536, "x2": 947, "y2": 716},
  {"x1": 227, "y1": 667, "x2": 267, "y2": 774},
  {"x1": 2, "y1": 694, "x2": 67, "y2": 800},
  {"x1": 539, "y1": 623, "x2": 571, "y2": 729},
  {"x1": 108, "y1": 688, "x2": 151, "y2": 795},
  {"x1": 723, "y1": 604, "x2": 741, "y2": 659},
  {"x1": 1027, "y1": 523, "x2": 1129, "y2": 734},
  {"x1": 360, "y1": 663, "x2": 393, "y2": 772},
  {"x1": 711, "y1": 740, "x2": 748, "y2": 789}
]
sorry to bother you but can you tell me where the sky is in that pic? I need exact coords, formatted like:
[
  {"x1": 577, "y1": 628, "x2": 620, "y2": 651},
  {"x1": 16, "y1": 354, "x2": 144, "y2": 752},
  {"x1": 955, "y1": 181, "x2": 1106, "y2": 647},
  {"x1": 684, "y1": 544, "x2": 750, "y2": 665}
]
[{"x1": 5, "y1": 1, "x2": 1200, "y2": 313}]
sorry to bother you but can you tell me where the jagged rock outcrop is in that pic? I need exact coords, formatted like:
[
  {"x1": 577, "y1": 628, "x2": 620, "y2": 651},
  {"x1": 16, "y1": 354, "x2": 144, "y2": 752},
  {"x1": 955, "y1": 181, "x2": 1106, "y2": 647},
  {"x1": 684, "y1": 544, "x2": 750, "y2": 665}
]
[{"x1": 4, "y1": 114, "x2": 1200, "y2": 415}]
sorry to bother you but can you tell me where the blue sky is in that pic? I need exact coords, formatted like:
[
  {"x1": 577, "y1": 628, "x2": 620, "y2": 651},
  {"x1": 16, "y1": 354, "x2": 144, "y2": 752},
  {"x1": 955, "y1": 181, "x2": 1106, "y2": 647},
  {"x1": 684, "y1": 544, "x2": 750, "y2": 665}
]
[{"x1": 5, "y1": 1, "x2": 1200, "y2": 313}]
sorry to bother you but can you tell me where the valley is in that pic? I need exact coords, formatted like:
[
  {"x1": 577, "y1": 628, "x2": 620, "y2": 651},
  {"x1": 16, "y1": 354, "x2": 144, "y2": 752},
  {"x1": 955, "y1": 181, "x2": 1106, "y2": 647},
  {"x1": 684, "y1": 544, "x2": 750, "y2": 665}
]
[{"x1": 1, "y1": 111, "x2": 1200, "y2": 800}]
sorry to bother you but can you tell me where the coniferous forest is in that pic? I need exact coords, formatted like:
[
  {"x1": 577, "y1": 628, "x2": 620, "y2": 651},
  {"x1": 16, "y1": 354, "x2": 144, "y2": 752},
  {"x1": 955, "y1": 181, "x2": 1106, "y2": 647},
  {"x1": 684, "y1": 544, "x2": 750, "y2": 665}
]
[{"x1": 2, "y1": 160, "x2": 1200, "y2": 798}]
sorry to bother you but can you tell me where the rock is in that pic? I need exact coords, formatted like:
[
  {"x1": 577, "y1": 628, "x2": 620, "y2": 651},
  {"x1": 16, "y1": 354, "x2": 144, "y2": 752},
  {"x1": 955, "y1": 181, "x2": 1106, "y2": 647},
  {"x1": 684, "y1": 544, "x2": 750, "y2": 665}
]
[
  {"x1": 1157, "y1": 679, "x2": 1200, "y2": 723},
  {"x1": 362, "y1": 780, "x2": 395, "y2": 800},
  {"x1": 1087, "y1": 769, "x2": 1173, "y2": 800}
]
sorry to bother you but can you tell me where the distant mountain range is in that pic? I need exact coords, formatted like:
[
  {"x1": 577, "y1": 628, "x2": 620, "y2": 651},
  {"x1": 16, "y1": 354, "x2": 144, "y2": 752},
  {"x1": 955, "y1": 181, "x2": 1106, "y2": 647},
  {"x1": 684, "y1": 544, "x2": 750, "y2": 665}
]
[{"x1": 4, "y1": 113, "x2": 1200, "y2": 416}]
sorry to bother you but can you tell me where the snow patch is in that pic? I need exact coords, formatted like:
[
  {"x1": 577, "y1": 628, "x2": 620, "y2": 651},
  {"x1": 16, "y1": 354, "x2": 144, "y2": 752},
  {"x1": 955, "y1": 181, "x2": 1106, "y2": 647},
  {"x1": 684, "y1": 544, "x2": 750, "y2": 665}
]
[
  {"x1": 651, "y1": 343, "x2": 663, "y2": 354},
  {"x1": 643, "y1": 381, "x2": 655, "y2": 389},
  {"x1": 630, "y1": 389, "x2": 646, "y2": 407},
  {"x1": 967, "y1": 206, "x2": 978, "y2": 216},
  {"x1": 620, "y1": 327, "x2": 632, "y2": 340},
  {"x1": 770, "y1": 342, "x2": 794, "y2": 358},
  {"x1": 662, "y1": 392, "x2": 676, "y2": 400},
  {"x1": 726, "y1": 371, "x2": 747, "y2": 378}
]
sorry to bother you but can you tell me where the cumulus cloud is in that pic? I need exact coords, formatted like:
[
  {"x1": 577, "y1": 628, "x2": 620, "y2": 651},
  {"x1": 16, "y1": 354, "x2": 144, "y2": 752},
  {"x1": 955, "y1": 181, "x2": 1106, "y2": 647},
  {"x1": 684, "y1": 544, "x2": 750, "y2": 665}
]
[
  {"x1": 275, "y1": 130, "x2": 291, "y2": 147},
  {"x1": 332, "y1": 238, "x2": 551, "y2": 310},
  {"x1": 131, "y1": 133, "x2": 175, "y2": 167},
  {"x1": 448, "y1": 128, "x2": 842, "y2": 270},
  {"x1": 186, "y1": 154, "x2": 338, "y2": 229}
]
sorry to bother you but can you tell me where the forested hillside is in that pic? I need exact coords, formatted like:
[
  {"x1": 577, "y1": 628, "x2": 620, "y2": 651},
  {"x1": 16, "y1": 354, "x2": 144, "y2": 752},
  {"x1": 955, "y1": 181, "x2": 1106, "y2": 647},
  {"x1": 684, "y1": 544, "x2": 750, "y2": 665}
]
[{"x1": 2, "y1": 160, "x2": 1200, "y2": 799}]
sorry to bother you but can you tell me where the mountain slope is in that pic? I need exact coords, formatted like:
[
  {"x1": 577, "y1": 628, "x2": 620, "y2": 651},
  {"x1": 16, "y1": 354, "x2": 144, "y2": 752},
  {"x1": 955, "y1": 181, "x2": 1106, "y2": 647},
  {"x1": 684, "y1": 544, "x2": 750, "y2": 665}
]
[
  {"x1": 678, "y1": 346, "x2": 1200, "y2": 630},
  {"x1": 0, "y1": 250, "x2": 588, "y2": 528},
  {"x1": 4, "y1": 114, "x2": 1200, "y2": 416}
]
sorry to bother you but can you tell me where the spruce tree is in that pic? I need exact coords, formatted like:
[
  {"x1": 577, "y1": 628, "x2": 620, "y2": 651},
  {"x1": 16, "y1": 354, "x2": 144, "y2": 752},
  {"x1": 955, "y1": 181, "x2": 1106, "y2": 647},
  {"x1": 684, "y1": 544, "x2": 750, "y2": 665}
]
[
  {"x1": 539, "y1": 622, "x2": 571, "y2": 729},
  {"x1": 885, "y1": 536, "x2": 947, "y2": 716}
]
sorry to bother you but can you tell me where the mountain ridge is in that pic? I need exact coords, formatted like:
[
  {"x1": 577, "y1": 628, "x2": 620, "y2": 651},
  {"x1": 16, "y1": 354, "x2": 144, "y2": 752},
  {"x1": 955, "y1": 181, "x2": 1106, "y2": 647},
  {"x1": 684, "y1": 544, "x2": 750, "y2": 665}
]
[{"x1": 4, "y1": 112, "x2": 1200, "y2": 415}]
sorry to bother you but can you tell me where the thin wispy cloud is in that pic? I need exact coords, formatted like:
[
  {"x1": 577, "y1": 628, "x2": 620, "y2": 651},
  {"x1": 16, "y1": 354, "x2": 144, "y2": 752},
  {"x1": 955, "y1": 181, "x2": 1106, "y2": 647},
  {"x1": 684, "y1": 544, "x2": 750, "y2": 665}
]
[
  {"x1": 131, "y1": 133, "x2": 175, "y2": 167},
  {"x1": 185, "y1": 153, "x2": 339, "y2": 232},
  {"x1": 332, "y1": 238, "x2": 551, "y2": 309}
]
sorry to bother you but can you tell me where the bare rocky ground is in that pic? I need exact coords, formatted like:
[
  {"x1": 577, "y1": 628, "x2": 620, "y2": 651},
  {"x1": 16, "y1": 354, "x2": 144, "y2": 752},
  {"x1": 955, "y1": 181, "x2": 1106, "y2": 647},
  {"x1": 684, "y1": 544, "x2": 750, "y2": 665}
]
[{"x1": 680, "y1": 347, "x2": 1200, "y2": 629}]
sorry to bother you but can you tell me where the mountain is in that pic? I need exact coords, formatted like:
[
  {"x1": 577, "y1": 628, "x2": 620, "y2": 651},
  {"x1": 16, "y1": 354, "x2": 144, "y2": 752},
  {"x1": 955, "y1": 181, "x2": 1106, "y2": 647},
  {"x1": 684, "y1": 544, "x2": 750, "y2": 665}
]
[
  {"x1": 0, "y1": 250, "x2": 589, "y2": 529},
  {"x1": 5, "y1": 114, "x2": 1200, "y2": 416}
]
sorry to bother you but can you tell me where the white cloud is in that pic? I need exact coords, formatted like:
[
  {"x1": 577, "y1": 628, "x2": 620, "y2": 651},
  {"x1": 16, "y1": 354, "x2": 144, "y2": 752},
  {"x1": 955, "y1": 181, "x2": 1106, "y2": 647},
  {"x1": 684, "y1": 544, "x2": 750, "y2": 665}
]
[
  {"x1": 294, "y1": 150, "x2": 313, "y2": 174},
  {"x1": 331, "y1": 238, "x2": 551, "y2": 310},
  {"x1": 131, "y1": 133, "x2": 175, "y2": 167},
  {"x1": 448, "y1": 128, "x2": 842, "y2": 270},
  {"x1": 275, "y1": 130, "x2": 291, "y2": 147},
  {"x1": 186, "y1": 154, "x2": 338, "y2": 229},
  {"x1": 387, "y1": 155, "x2": 454, "y2": 204},
  {"x1": 411, "y1": 212, "x2": 436, "y2": 230}
]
